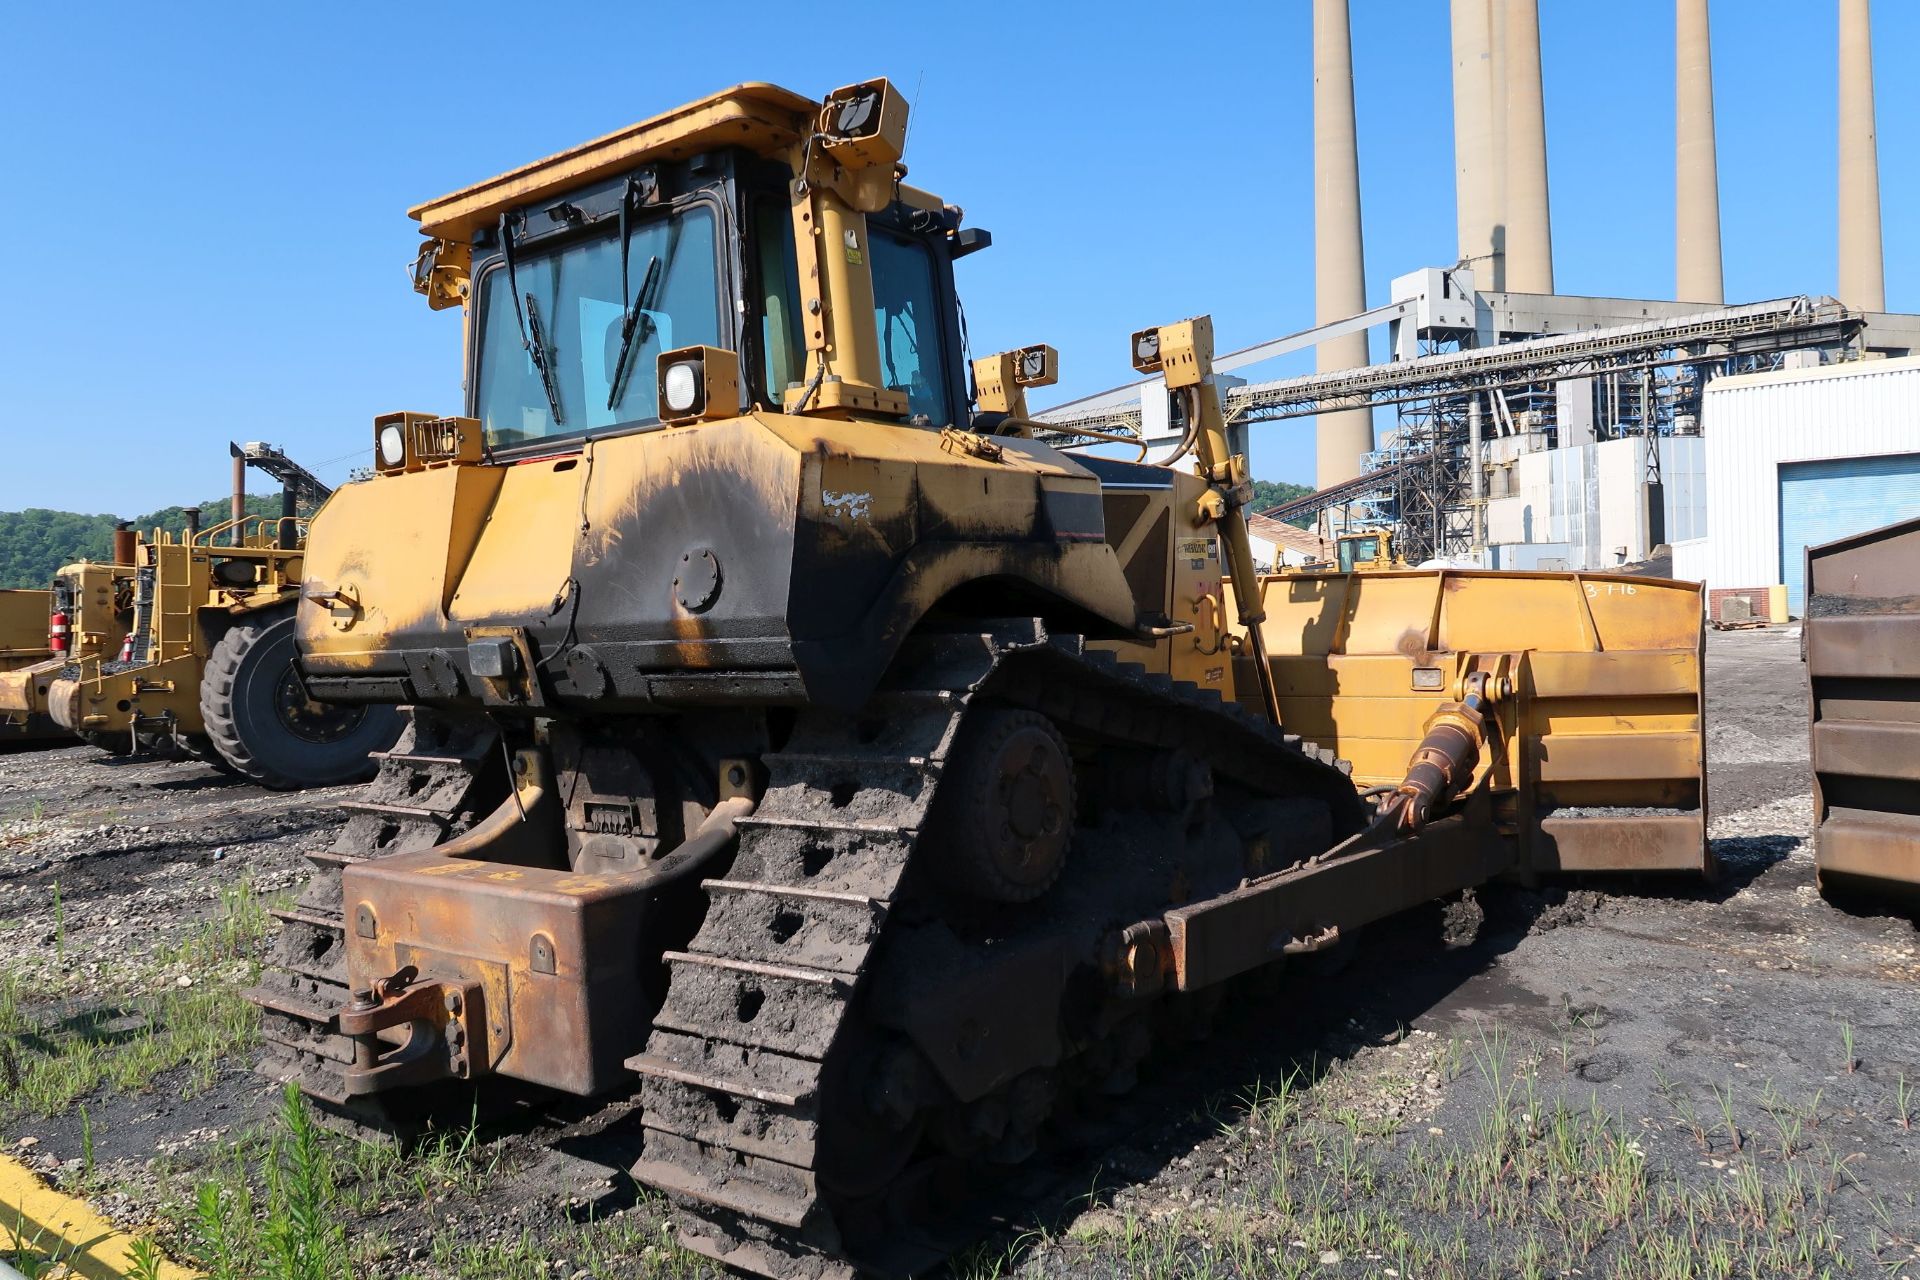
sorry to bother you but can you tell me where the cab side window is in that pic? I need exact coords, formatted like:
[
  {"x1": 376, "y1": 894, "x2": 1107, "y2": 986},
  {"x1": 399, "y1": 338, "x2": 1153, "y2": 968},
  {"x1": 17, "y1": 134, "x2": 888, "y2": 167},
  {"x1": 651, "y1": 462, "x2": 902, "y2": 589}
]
[
  {"x1": 754, "y1": 199, "x2": 804, "y2": 406},
  {"x1": 869, "y1": 231, "x2": 952, "y2": 426}
]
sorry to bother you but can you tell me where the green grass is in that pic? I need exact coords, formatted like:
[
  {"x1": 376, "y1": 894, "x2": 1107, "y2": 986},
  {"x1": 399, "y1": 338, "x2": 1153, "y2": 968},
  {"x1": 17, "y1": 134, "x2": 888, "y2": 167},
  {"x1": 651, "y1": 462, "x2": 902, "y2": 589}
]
[
  {"x1": 419, "y1": 1211, "x2": 702, "y2": 1280},
  {"x1": 151, "y1": 1086, "x2": 710, "y2": 1280},
  {"x1": 0, "y1": 979, "x2": 258, "y2": 1118},
  {"x1": 1049, "y1": 1029, "x2": 1886, "y2": 1280},
  {"x1": 3, "y1": 1210, "x2": 86, "y2": 1278},
  {"x1": 179, "y1": 1085, "x2": 354, "y2": 1280},
  {"x1": 0, "y1": 878, "x2": 277, "y2": 1120},
  {"x1": 5, "y1": 1195, "x2": 173, "y2": 1279},
  {"x1": 11, "y1": 868, "x2": 703, "y2": 1278}
]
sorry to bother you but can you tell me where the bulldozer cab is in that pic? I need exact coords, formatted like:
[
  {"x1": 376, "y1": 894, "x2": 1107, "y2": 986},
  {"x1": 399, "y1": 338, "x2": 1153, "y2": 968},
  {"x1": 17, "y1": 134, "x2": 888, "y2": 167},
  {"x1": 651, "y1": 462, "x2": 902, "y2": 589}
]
[
  {"x1": 332, "y1": 80, "x2": 1153, "y2": 714},
  {"x1": 1334, "y1": 528, "x2": 1398, "y2": 572},
  {"x1": 406, "y1": 83, "x2": 980, "y2": 452}
]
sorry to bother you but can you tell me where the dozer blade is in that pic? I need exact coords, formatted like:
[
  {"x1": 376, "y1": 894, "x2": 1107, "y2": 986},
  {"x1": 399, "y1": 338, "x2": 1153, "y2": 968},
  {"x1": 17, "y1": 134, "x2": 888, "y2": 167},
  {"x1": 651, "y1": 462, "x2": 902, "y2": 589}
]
[
  {"x1": 0, "y1": 655, "x2": 63, "y2": 717},
  {"x1": 1236, "y1": 567, "x2": 1711, "y2": 878},
  {"x1": 1805, "y1": 515, "x2": 1920, "y2": 899}
]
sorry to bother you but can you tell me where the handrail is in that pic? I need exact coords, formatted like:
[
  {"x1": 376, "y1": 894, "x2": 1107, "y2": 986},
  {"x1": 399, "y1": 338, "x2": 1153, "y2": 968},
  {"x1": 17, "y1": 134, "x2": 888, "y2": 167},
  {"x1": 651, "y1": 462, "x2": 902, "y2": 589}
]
[{"x1": 149, "y1": 512, "x2": 307, "y2": 551}]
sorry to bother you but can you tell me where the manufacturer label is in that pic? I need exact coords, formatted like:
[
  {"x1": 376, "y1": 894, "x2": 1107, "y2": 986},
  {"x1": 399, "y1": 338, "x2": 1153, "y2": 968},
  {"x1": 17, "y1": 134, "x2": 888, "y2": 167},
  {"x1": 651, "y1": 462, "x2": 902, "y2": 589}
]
[{"x1": 1178, "y1": 538, "x2": 1216, "y2": 571}]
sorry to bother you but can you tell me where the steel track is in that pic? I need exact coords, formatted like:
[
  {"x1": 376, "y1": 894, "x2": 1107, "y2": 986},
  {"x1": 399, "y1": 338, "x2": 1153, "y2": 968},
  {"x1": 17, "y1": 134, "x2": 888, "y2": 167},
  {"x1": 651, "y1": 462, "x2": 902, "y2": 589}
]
[
  {"x1": 630, "y1": 622, "x2": 1360, "y2": 1277},
  {"x1": 249, "y1": 620, "x2": 1363, "y2": 1273}
]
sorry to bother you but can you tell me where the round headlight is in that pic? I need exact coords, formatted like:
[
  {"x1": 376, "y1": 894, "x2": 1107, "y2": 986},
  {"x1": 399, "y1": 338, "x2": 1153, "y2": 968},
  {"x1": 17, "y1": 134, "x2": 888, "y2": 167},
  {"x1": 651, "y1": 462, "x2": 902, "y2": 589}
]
[
  {"x1": 377, "y1": 424, "x2": 406, "y2": 467},
  {"x1": 663, "y1": 360, "x2": 702, "y2": 414}
]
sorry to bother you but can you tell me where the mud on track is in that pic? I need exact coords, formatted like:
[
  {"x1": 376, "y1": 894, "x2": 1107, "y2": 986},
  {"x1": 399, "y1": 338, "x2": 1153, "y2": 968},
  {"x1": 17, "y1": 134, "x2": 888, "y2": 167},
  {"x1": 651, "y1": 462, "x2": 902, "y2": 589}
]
[{"x1": 1, "y1": 625, "x2": 1915, "y2": 1278}]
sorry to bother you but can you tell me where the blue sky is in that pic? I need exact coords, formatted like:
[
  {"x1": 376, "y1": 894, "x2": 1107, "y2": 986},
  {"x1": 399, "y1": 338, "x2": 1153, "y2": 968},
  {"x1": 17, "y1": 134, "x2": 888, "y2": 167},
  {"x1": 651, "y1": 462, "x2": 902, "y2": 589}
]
[{"x1": 2, "y1": 1, "x2": 1913, "y2": 514}]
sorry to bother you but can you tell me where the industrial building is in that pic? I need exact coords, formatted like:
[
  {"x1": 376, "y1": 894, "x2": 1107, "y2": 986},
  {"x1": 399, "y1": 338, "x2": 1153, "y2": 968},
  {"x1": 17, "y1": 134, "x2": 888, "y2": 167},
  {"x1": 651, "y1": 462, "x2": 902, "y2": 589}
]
[
  {"x1": 1037, "y1": 0, "x2": 1917, "y2": 619},
  {"x1": 1683, "y1": 355, "x2": 1920, "y2": 620}
]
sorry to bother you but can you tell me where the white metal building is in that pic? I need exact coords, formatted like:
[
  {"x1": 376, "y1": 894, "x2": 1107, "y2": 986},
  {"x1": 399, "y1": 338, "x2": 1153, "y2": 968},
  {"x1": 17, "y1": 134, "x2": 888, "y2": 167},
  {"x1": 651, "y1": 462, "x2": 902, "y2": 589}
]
[
  {"x1": 1679, "y1": 356, "x2": 1920, "y2": 616},
  {"x1": 1482, "y1": 435, "x2": 1705, "y2": 572}
]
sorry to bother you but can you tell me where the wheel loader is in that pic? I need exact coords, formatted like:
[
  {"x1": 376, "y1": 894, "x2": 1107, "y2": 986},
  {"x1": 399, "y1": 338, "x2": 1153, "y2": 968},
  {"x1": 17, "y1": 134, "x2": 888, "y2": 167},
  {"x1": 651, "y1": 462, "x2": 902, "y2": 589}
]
[
  {"x1": 0, "y1": 452, "x2": 402, "y2": 787},
  {"x1": 248, "y1": 79, "x2": 1709, "y2": 1277}
]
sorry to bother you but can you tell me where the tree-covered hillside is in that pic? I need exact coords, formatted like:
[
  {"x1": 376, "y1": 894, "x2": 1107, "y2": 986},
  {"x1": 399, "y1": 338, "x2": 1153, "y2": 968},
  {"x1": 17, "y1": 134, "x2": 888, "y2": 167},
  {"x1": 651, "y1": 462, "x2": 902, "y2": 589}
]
[
  {"x1": 1250, "y1": 479, "x2": 1316, "y2": 527},
  {"x1": 1249, "y1": 479, "x2": 1313, "y2": 513},
  {"x1": 0, "y1": 492, "x2": 294, "y2": 589}
]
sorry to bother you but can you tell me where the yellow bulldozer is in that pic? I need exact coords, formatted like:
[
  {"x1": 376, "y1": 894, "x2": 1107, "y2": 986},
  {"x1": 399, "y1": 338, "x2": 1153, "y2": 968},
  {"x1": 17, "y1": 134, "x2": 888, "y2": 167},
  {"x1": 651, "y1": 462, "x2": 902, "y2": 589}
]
[
  {"x1": 1330, "y1": 526, "x2": 1401, "y2": 571},
  {"x1": 247, "y1": 79, "x2": 1708, "y2": 1277},
  {"x1": 1, "y1": 543, "x2": 138, "y2": 754},
  {"x1": 1, "y1": 587, "x2": 70, "y2": 746},
  {"x1": 0, "y1": 448, "x2": 402, "y2": 786}
]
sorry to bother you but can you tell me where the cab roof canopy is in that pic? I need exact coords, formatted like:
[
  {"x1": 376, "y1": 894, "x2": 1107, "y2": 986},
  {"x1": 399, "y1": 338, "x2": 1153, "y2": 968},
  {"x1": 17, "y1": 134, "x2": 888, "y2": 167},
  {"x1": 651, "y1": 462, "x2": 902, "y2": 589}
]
[{"x1": 409, "y1": 82, "x2": 819, "y2": 242}]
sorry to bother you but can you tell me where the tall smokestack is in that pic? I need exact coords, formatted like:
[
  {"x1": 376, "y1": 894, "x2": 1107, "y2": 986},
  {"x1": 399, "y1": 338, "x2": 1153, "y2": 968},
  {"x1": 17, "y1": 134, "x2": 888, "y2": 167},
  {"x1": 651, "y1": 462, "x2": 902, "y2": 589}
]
[
  {"x1": 1451, "y1": 0, "x2": 1502, "y2": 288},
  {"x1": 1838, "y1": 0, "x2": 1884, "y2": 311},
  {"x1": 1675, "y1": 0, "x2": 1723, "y2": 303},
  {"x1": 1502, "y1": 0, "x2": 1552, "y2": 292},
  {"x1": 1313, "y1": 0, "x2": 1373, "y2": 489}
]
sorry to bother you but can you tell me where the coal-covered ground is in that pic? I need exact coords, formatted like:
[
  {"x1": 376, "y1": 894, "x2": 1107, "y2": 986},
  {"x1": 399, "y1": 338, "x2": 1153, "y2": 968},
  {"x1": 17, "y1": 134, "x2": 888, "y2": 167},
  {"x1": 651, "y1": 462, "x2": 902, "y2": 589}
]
[{"x1": 0, "y1": 626, "x2": 1914, "y2": 1279}]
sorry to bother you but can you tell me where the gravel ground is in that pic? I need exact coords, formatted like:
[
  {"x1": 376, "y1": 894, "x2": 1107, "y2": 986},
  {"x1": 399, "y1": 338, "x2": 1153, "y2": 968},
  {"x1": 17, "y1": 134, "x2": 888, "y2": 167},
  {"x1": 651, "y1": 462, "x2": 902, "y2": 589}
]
[
  {"x1": 1, "y1": 625, "x2": 1914, "y2": 1278},
  {"x1": 0, "y1": 755, "x2": 333, "y2": 989}
]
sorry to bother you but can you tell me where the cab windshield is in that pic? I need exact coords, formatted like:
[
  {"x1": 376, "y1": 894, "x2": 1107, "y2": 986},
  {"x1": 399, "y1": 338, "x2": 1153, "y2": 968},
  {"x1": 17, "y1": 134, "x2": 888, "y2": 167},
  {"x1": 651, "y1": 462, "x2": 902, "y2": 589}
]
[
  {"x1": 1338, "y1": 536, "x2": 1381, "y2": 572},
  {"x1": 474, "y1": 205, "x2": 722, "y2": 447}
]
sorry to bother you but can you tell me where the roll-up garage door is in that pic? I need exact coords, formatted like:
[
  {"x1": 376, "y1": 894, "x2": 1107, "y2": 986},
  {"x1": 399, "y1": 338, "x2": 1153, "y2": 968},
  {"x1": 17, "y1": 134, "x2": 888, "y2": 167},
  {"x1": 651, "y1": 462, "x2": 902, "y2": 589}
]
[{"x1": 1779, "y1": 452, "x2": 1920, "y2": 615}]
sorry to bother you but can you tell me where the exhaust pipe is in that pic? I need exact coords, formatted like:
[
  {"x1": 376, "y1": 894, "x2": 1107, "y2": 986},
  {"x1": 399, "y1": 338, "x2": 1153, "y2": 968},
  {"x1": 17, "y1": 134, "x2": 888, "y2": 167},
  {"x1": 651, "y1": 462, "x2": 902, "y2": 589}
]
[
  {"x1": 231, "y1": 450, "x2": 247, "y2": 547},
  {"x1": 111, "y1": 520, "x2": 135, "y2": 566}
]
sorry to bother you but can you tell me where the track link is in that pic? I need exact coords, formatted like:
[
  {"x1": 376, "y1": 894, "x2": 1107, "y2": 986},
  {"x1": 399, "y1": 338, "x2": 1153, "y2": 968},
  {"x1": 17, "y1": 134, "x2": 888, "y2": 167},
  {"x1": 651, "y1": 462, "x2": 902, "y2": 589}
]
[{"x1": 630, "y1": 622, "x2": 1362, "y2": 1277}]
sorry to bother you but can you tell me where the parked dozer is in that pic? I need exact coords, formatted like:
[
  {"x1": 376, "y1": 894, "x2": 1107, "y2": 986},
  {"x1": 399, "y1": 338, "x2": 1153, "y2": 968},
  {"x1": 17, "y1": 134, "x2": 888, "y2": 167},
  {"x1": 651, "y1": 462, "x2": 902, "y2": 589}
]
[
  {"x1": 1330, "y1": 527, "x2": 1401, "y2": 572},
  {"x1": 0, "y1": 450, "x2": 402, "y2": 787},
  {"x1": 248, "y1": 79, "x2": 1709, "y2": 1277},
  {"x1": 0, "y1": 588, "x2": 70, "y2": 745},
  {"x1": 0, "y1": 548, "x2": 138, "y2": 754},
  {"x1": 1804, "y1": 514, "x2": 1920, "y2": 903}
]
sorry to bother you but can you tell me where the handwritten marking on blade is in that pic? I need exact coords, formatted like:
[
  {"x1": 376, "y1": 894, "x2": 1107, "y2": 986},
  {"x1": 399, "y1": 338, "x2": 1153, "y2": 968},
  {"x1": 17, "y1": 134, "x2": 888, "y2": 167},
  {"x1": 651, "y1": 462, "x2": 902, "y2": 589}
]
[{"x1": 822, "y1": 490, "x2": 872, "y2": 522}]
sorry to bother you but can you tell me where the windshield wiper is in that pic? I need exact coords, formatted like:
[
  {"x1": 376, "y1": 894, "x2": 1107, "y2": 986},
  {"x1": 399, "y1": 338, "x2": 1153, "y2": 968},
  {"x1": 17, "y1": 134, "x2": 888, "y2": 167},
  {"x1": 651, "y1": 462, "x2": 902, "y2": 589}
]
[
  {"x1": 607, "y1": 179, "x2": 662, "y2": 410},
  {"x1": 523, "y1": 293, "x2": 564, "y2": 426},
  {"x1": 499, "y1": 212, "x2": 565, "y2": 427},
  {"x1": 607, "y1": 256, "x2": 660, "y2": 410}
]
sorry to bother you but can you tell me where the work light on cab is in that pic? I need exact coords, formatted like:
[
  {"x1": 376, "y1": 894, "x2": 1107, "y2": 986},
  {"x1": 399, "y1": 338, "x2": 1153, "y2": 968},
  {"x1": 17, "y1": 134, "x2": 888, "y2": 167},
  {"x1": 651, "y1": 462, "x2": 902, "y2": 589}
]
[
  {"x1": 656, "y1": 346, "x2": 737, "y2": 425},
  {"x1": 663, "y1": 360, "x2": 701, "y2": 415},
  {"x1": 377, "y1": 424, "x2": 406, "y2": 469}
]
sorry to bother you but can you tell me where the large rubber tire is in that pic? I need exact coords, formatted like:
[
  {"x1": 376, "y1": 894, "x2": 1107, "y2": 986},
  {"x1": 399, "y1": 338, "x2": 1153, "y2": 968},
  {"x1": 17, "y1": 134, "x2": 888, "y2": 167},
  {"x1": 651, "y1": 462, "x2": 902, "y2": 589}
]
[
  {"x1": 174, "y1": 731, "x2": 239, "y2": 776},
  {"x1": 199, "y1": 608, "x2": 402, "y2": 790}
]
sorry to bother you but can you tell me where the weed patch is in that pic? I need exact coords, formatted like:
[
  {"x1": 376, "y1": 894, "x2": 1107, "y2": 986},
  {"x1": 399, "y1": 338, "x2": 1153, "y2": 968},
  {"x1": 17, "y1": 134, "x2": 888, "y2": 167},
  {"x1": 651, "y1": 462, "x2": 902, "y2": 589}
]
[{"x1": 0, "y1": 878, "x2": 277, "y2": 1120}]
